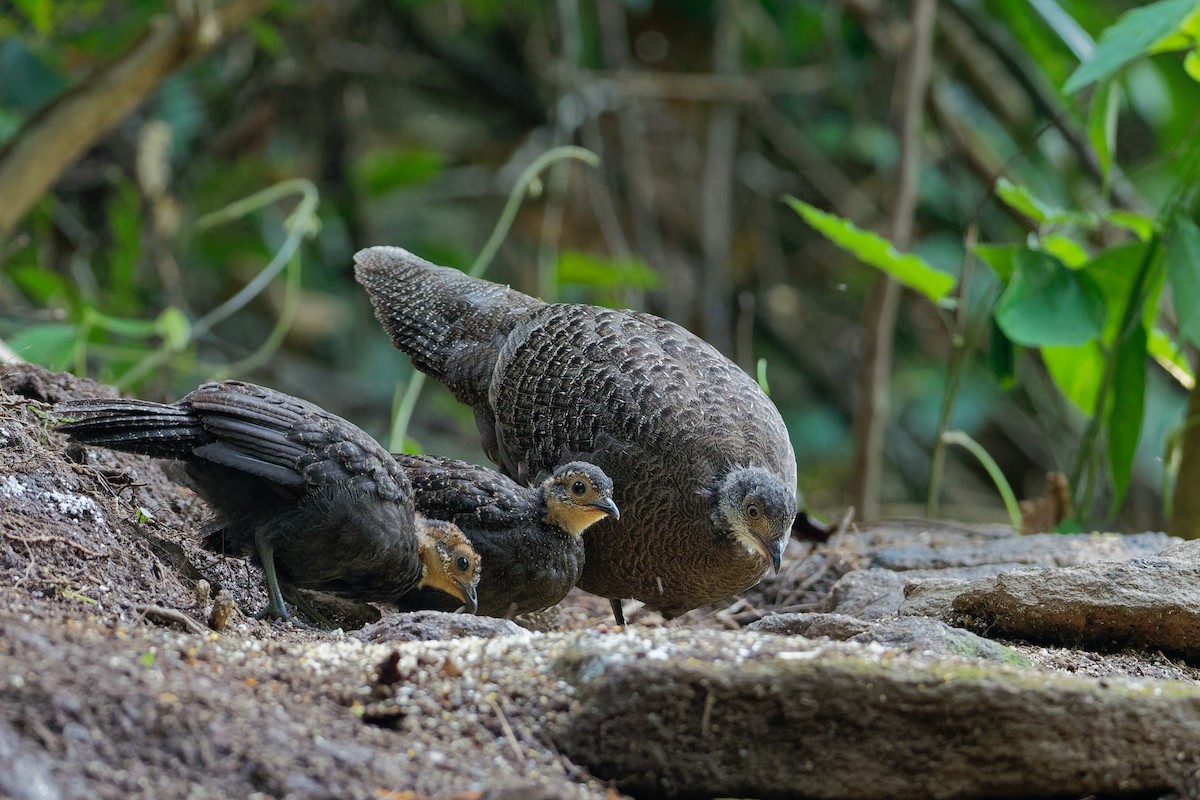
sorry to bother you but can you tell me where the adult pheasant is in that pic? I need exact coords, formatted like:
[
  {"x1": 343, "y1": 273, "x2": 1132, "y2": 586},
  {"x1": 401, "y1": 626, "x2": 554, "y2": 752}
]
[{"x1": 356, "y1": 246, "x2": 800, "y2": 621}]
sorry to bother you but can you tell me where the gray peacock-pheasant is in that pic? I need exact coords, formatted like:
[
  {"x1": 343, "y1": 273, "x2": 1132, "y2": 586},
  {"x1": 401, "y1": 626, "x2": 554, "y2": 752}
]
[{"x1": 356, "y1": 245, "x2": 805, "y2": 622}]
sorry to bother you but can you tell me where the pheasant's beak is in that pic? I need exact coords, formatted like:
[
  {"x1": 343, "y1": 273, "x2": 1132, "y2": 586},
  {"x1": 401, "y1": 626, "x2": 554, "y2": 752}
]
[
  {"x1": 455, "y1": 581, "x2": 479, "y2": 615},
  {"x1": 588, "y1": 497, "x2": 620, "y2": 520},
  {"x1": 749, "y1": 533, "x2": 784, "y2": 574}
]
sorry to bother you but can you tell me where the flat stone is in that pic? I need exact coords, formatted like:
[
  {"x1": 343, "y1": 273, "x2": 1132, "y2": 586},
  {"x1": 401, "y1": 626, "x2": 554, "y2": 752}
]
[
  {"x1": 952, "y1": 554, "x2": 1200, "y2": 659},
  {"x1": 898, "y1": 577, "x2": 972, "y2": 619},
  {"x1": 746, "y1": 612, "x2": 871, "y2": 639},
  {"x1": 870, "y1": 531, "x2": 1175, "y2": 571},
  {"x1": 355, "y1": 610, "x2": 526, "y2": 642},
  {"x1": 551, "y1": 630, "x2": 1200, "y2": 799},
  {"x1": 826, "y1": 565, "x2": 1022, "y2": 620},
  {"x1": 849, "y1": 616, "x2": 1027, "y2": 665}
]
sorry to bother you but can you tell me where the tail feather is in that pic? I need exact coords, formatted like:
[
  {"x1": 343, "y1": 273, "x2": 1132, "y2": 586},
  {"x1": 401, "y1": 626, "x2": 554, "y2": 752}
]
[
  {"x1": 54, "y1": 398, "x2": 208, "y2": 459},
  {"x1": 353, "y1": 246, "x2": 542, "y2": 404}
]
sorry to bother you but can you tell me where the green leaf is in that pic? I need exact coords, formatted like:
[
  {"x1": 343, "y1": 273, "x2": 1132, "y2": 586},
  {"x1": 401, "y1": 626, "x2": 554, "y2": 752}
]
[
  {"x1": 1187, "y1": 47, "x2": 1200, "y2": 83},
  {"x1": 1042, "y1": 341, "x2": 1105, "y2": 415},
  {"x1": 1082, "y1": 241, "x2": 1156, "y2": 340},
  {"x1": 6, "y1": 323, "x2": 78, "y2": 369},
  {"x1": 1148, "y1": 327, "x2": 1194, "y2": 386},
  {"x1": 1163, "y1": 214, "x2": 1200, "y2": 347},
  {"x1": 1108, "y1": 323, "x2": 1147, "y2": 512},
  {"x1": 7, "y1": 263, "x2": 71, "y2": 303},
  {"x1": 556, "y1": 250, "x2": 661, "y2": 291},
  {"x1": 12, "y1": 0, "x2": 51, "y2": 34},
  {"x1": 989, "y1": 320, "x2": 1016, "y2": 389},
  {"x1": 155, "y1": 307, "x2": 192, "y2": 351},
  {"x1": 994, "y1": 249, "x2": 1106, "y2": 346},
  {"x1": 1107, "y1": 210, "x2": 1154, "y2": 241},
  {"x1": 1086, "y1": 80, "x2": 1119, "y2": 181},
  {"x1": 974, "y1": 243, "x2": 1018, "y2": 282},
  {"x1": 139, "y1": 651, "x2": 155, "y2": 668},
  {"x1": 785, "y1": 197, "x2": 955, "y2": 302},
  {"x1": 1064, "y1": 0, "x2": 1197, "y2": 93},
  {"x1": 993, "y1": 178, "x2": 1055, "y2": 224},
  {"x1": 355, "y1": 147, "x2": 445, "y2": 197},
  {"x1": 1041, "y1": 235, "x2": 1089, "y2": 268}
]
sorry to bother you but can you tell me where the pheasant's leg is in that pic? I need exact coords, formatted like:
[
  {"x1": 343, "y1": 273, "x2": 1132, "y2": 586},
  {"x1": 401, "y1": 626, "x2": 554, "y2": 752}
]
[
  {"x1": 609, "y1": 598, "x2": 626, "y2": 626},
  {"x1": 253, "y1": 532, "x2": 291, "y2": 621},
  {"x1": 282, "y1": 585, "x2": 335, "y2": 629}
]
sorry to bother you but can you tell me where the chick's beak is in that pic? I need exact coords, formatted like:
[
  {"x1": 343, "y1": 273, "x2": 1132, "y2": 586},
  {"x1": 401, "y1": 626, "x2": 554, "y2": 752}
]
[
  {"x1": 588, "y1": 497, "x2": 620, "y2": 520},
  {"x1": 456, "y1": 581, "x2": 479, "y2": 615}
]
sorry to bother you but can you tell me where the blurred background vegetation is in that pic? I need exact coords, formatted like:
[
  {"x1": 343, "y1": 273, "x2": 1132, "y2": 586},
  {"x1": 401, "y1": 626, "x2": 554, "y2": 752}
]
[{"x1": 2, "y1": 0, "x2": 1199, "y2": 532}]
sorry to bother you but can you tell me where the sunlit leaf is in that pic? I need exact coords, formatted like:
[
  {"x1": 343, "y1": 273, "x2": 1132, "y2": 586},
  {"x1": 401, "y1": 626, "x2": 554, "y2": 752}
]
[
  {"x1": 1042, "y1": 342, "x2": 1105, "y2": 415},
  {"x1": 1185, "y1": 47, "x2": 1200, "y2": 82},
  {"x1": 7, "y1": 323, "x2": 78, "y2": 370},
  {"x1": 12, "y1": 0, "x2": 51, "y2": 34},
  {"x1": 785, "y1": 197, "x2": 955, "y2": 302},
  {"x1": 7, "y1": 263, "x2": 71, "y2": 304},
  {"x1": 1064, "y1": 0, "x2": 1196, "y2": 93},
  {"x1": 1107, "y1": 210, "x2": 1154, "y2": 240},
  {"x1": 1164, "y1": 214, "x2": 1200, "y2": 347},
  {"x1": 1108, "y1": 323, "x2": 1147, "y2": 512},
  {"x1": 994, "y1": 249, "x2": 1106, "y2": 346},
  {"x1": 1082, "y1": 241, "x2": 1157, "y2": 340},
  {"x1": 1149, "y1": 327, "x2": 1194, "y2": 388},
  {"x1": 156, "y1": 307, "x2": 192, "y2": 351},
  {"x1": 994, "y1": 178, "x2": 1054, "y2": 224},
  {"x1": 1041, "y1": 235, "x2": 1089, "y2": 268}
]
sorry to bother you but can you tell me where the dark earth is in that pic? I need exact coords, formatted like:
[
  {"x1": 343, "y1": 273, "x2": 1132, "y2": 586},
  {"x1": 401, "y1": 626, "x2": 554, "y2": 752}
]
[{"x1": 4, "y1": 362, "x2": 1200, "y2": 800}]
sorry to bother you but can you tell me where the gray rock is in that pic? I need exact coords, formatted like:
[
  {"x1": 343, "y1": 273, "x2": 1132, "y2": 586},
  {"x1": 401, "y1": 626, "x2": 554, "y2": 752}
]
[
  {"x1": 952, "y1": 555, "x2": 1200, "y2": 659},
  {"x1": 849, "y1": 616, "x2": 1027, "y2": 665},
  {"x1": 746, "y1": 612, "x2": 871, "y2": 639},
  {"x1": 851, "y1": 519, "x2": 1017, "y2": 551},
  {"x1": 826, "y1": 565, "x2": 1022, "y2": 620},
  {"x1": 898, "y1": 577, "x2": 971, "y2": 619},
  {"x1": 0, "y1": 719, "x2": 61, "y2": 800},
  {"x1": 870, "y1": 531, "x2": 1175, "y2": 571},
  {"x1": 552, "y1": 631, "x2": 1200, "y2": 799},
  {"x1": 356, "y1": 610, "x2": 526, "y2": 642}
]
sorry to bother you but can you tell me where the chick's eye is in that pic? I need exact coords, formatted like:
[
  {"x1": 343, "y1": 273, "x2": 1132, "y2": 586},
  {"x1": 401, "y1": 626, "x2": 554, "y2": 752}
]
[
  {"x1": 571, "y1": 480, "x2": 587, "y2": 496},
  {"x1": 455, "y1": 556, "x2": 470, "y2": 572},
  {"x1": 746, "y1": 504, "x2": 761, "y2": 520}
]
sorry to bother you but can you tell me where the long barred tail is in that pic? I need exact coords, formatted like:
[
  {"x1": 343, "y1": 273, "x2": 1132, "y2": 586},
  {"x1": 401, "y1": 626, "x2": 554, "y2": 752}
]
[
  {"x1": 53, "y1": 397, "x2": 208, "y2": 459},
  {"x1": 353, "y1": 246, "x2": 543, "y2": 405}
]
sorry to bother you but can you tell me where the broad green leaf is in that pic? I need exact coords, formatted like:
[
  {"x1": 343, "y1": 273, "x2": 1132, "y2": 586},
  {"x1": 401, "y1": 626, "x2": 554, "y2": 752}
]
[
  {"x1": 785, "y1": 197, "x2": 955, "y2": 302},
  {"x1": 7, "y1": 323, "x2": 78, "y2": 370},
  {"x1": 1042, "y1": 342, "x2": 1105, "y2": 415},
  {"x1": 994, "y1": 249, "x2": 1106, "y2": 346},
  {"x1": 556, "y1": 250, "x2": 661, "y2": 291},
  {"x1": 1163, "y1": 214, "x2": 1200, "y2": 347},
  {"x1": 1064, "y1": 0, "x2": 1197, "y2": 93},
  {"x1": 7, "y1": 263, "x2": 71, "y2": 303},
  {"x1": 1107, "y1": 210, "x2": 1154, "y2": 240},
  {"x1": 355, "y1": 148, "x2": 445, "y2": 197},
  {"x1": 973, "y1": 243, "x2": 1018, "y2": 282},
  {"x1": 1086, "y1": 80, "x2": 1119, "y2": 181},
  {"x1": 1108, "y1": 323, "x2": 1147, "y2": 512},
  {"x1": 1082, "y1": 241, "x2": 1156, "y2": 340}
]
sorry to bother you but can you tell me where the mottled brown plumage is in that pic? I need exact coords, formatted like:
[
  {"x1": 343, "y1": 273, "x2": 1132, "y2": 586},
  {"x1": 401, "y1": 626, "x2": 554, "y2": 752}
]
[
  {"x1": 54, "y1": 381, "x2": 480, "y2": 622},
  {"x1": 355, "y1": 246, "x2": 799, "y2": 619},
  {"x1": 392, "y1": 455, "x2": 618, "y2": 617}
]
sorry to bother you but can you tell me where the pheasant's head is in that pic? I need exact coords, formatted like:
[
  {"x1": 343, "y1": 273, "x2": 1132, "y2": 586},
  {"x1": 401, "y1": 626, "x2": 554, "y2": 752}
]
[
  {"x1": 415, "y1": 518, "x2": 481, "y2": 613},
  {"x1": 714, "y1": 466, "x2": 796, "y2": 574},
  {"x1": 542, "y1": 461, "x2": 620, "y2": 536}
]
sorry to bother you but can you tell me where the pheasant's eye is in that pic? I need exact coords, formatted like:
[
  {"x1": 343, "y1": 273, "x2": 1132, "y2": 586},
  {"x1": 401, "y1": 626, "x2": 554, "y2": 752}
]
[
  {"x1": 455, "y1": 556, "x2": 470, "y2": 572},
  {"x1": 571, "y1": 480, "x2": 587, "y2": 496},
  {"x1": 746, "y1": 504, "x2": 761, "y2": 520}
]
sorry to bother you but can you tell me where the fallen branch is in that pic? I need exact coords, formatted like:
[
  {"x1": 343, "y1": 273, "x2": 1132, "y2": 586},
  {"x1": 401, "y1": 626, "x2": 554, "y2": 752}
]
[
  {"x1": 2, "y1": 531, "x2": 108, "y2": 559},
  {"x1": 135, "y1": 603, "x2": 209, "y2": 636}
]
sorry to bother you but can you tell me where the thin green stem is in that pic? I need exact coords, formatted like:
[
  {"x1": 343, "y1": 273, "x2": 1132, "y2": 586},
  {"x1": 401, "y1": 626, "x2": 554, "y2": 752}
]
[
  {"x1": 943, "y1": 430, "x2": 1023, "y2": 530},
  {"x1": 389, "y1": 145, "x2": 600, "y2": 450}
]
